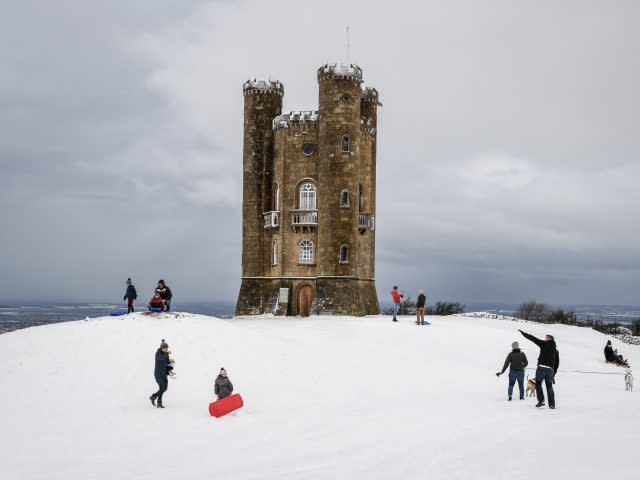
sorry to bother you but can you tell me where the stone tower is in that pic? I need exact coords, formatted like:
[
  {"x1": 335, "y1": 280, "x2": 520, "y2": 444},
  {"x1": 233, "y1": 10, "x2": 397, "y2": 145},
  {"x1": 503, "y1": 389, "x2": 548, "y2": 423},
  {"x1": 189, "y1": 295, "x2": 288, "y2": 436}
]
[{"x1": 235, "y1": 64, "x2": 381, "y2": 316}]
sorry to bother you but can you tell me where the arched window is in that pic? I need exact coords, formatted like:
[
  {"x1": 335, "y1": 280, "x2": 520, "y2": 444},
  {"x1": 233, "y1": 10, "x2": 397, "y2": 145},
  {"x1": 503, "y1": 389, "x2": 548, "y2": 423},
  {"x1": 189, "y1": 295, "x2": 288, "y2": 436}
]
[
  {"x1": 341, "y1": 135, "x2": 350, "y2": 153},
  {"x1": 339, "y1": 245, "x2": 349, "y2": 263},
  {"x1": 299, "y1": 240, "x2": 314, "y2": 264},
  {"x1": 340, "y1": 189, "x2": 350, "y2": 208},
  {"x1": 299, "y1": 183, "x2": 317, "y2": 210},
  {"x1": 273, "y1": 182, "x2": 280, "y2": 211},
  {"x1": 272, "y1": 239, "x2": 278, "y2": 266}
]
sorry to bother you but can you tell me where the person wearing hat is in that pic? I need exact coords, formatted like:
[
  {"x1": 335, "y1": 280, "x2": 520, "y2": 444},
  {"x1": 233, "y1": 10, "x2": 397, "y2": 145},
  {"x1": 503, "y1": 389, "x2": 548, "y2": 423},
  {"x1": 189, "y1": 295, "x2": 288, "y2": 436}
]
[
  {"x1": 150, "y1": 339, "x2": 171, "y2": 408},
  {"x1": 214, "y1": 367, "x2": 234, "y2": 400},
  {"x1": 390, "y1": 286, "x2": 403, "y2": 322},
  {"x1": 156, "y1": 280, "x2": 173, "y2": 311},
  {"x1": 415, "y1": 289, "x2": 426, "y2": 325},
  {"x1": 123, "y1": 278, "x2": 137, "y2": 314},
  {"x1": 496, "y1": 341, "x2": 528, "y2": 401},
  {"x1": 519, "y1": 329, "x2": 560, "y2": 409}
]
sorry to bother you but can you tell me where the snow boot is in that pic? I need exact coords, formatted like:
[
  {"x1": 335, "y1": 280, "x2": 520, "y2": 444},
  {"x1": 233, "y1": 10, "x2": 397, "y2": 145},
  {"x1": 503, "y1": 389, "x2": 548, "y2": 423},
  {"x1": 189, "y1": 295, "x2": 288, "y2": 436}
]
[
  {"x1": 157, "y1": 401, "x2": 165, "y2": 409},
  {"x1": 149, "y1": 394, "x2": 157, "y2": 406},
  {"x1": 508, "y1": 396, "x2": 512, "y2": 401},
  {"x1": 535, "y1": 401, "x2": 545, "y2": 408},
  {"x1": 549, "y1": 405, "x2": 556, "y2": 410},
  {"x1": 392, "y1": 318, "x2": 398, "y2": 322}
]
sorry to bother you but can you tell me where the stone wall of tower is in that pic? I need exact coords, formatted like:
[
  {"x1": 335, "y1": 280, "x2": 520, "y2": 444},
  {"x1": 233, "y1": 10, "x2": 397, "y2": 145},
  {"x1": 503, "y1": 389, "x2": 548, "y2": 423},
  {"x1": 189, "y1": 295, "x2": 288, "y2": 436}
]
[{"x1": 236, "y1": 80, "x2": 283, "y2": 315}]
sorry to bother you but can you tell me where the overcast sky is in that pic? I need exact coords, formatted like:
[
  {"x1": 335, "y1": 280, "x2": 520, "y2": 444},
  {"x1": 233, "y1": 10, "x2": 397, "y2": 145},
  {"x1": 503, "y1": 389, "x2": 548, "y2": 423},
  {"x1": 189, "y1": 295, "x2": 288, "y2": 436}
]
[{"x1": 1, "y1": 0, "x2": 638, "y2": 306}]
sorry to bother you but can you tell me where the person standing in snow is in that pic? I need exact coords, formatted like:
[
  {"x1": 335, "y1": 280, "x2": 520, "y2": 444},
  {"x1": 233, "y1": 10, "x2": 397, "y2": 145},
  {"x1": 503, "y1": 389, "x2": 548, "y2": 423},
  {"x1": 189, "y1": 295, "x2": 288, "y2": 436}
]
[
  {"x1": 496, "y1": 341, "x2": 528, "y2": 401},
  {"x1": 391, "y1": 286, "x2": 403, "y2": 322},
  {"x1": 415, "y1": 289, "x2": 426, "y2": 325},
  {"x1": 519, "y1": 330, "x2": 559, "y2": 409},
  {"x1": 156, "y1": 280, "x2": 173, "y2": 311},
  {"x1": 214, "y1": 367, "x2": 234, "y2": 400},
  {"x1": 150, "y1": 339, "x2": 171, "y2": 408},
  {"x1": 123, "y1": 278, "x2": 137, "y2": 314}
]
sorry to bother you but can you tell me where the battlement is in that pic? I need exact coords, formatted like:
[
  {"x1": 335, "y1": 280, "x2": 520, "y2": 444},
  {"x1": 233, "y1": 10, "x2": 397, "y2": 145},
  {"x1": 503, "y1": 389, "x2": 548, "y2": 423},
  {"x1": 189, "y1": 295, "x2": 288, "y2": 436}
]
[
  {"x1": 361, "y1": 86, "x2": 382, "y2": 106},
  {"x1": 243, "y1": 79, "x2": 284, "y2": 96},
  {"x1": 317, "y1": 63, "x2": 363, "y2": 83},
  {"x1": 273, "y1": 110, "x2": 319, "y2": 131}
]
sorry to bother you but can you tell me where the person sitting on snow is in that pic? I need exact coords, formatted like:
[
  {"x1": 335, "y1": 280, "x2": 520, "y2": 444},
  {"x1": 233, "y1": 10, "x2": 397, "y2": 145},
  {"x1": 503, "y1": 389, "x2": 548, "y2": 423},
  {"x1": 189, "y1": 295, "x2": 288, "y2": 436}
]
[
  {"x1": 214, "y1": 367, "x2": 234, "y2": 400},
  {"x1": 496, "y1": 341, "x2": 528, "y2": 401},
  {"x1": 604, "y1": 340, "x2": 629, "y2": 366},
  {"x1": 149, "y1": 292, "x2": 167, "y2": 311}
]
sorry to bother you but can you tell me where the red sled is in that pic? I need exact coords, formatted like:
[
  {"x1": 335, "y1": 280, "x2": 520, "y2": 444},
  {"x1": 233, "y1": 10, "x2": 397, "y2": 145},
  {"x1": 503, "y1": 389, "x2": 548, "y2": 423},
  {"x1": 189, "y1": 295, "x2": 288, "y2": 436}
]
[{"x1": 209, "y1": 393, "x2": 243, "y2": 418}]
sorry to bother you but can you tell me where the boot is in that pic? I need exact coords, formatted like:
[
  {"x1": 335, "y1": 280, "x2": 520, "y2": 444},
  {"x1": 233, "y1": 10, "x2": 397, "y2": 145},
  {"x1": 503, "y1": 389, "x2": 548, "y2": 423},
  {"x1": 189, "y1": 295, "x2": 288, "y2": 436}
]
[
  {"x1": 508, "y1": 396, "x2": 512, "y2": 401},
  {"x1": 535, "y1": 401, "x2": 545, "y2": 408},
  {"x1": 157, "y1": 400, "x2": 165, "y2": 409},
  {"x1": 149, "y1": 394, "x2": 157, "y2": 406}
]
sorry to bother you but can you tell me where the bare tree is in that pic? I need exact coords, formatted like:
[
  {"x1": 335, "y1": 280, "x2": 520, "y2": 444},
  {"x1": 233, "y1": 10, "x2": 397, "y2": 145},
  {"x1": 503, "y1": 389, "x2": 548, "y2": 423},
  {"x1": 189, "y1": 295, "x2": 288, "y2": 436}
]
[{"x1": 514, "y1": 300, "x2": 549, "y2": 322}]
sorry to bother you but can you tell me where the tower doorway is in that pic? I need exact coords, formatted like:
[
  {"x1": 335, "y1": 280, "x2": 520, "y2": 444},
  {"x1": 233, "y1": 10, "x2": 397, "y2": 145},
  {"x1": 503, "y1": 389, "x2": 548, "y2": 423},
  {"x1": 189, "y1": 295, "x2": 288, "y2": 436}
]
[{"x1": 298, "y1": 285, "x2": 314, "y2": 317}]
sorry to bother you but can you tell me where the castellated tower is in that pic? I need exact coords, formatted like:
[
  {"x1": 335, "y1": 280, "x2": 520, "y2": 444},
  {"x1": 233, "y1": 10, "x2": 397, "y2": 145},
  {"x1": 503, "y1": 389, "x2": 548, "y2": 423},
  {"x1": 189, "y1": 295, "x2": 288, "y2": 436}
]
[{"x1": 235, "y1": 65, "x2": 381, "y2": 316}]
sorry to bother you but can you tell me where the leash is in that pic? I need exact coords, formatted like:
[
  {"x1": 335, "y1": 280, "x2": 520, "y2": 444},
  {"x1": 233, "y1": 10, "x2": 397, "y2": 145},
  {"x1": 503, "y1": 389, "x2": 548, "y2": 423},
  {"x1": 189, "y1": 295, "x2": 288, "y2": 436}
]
[{"x1": 525, "y1": 367, "x2": 625, "y2": 376}]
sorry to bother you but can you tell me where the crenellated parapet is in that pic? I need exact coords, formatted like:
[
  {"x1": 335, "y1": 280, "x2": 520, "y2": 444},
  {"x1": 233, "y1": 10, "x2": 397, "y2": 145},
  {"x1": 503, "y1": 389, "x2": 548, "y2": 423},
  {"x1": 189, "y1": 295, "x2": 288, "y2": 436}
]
[
  {"x1": 361, "y1": 86, "x2": 382, "y2": 106},
  {"x1": 317, "y1": 63, "x2": 363, "y2": 84},
  {"x1": 243, "y1": 79, "x2": 284, "y2": 96},
  {"x1": 273, "y1": 110, "x2": 319, "y2": 131}
]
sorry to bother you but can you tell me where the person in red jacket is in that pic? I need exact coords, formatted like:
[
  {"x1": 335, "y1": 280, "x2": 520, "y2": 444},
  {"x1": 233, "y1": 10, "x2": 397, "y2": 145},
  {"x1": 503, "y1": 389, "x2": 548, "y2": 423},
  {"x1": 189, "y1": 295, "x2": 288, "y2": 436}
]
[
  {"x1": 149, "y1": 293, "x2": 167, "y2": 311},
  {"x1": 391, "y1": 286, "x2": 403, "y2": 322}
]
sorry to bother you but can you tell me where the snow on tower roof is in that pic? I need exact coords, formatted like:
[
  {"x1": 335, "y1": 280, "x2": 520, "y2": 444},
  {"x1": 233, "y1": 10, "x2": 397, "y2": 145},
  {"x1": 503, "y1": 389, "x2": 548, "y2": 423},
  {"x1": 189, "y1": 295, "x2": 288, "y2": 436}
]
[
  {"x1": 361, "y1": 85, "x2": 382, "y2": 106},
  {"x1": 243, "y1": 79, "x2": 284, "y2": 96},
  {"x1": 317, "y1": 63, "x2": 363, "y2": 83},
  {"x1": 273, "y1": 110, "x2": 319, "y2": 131}
]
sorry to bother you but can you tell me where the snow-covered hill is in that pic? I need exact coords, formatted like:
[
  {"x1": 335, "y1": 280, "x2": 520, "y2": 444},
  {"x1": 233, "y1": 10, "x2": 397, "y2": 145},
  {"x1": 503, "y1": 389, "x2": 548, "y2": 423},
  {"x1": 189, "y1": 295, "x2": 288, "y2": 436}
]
[{"x1": 1, "y1": 313, "x2": 637, "y2": 479}]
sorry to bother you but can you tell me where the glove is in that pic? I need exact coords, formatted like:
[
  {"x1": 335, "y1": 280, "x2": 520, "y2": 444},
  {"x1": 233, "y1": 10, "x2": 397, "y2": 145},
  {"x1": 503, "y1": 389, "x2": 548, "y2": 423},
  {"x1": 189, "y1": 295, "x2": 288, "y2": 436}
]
[{"x1": 496, "y1": 372, "x2": 501, "y2": 377}]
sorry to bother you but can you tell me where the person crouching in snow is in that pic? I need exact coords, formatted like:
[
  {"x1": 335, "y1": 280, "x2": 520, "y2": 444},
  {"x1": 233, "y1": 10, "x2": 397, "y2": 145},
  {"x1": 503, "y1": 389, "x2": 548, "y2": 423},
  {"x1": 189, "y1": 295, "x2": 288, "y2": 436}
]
[
  {"x1": 391, "y1": 286, "x2": 403, "y2": 322},
  {"x1": 123, "y1": 278, "x2": 137, "y2": 314},
  {"x1": 149, "y1": 292, "x2": 167, "y2": 311},
  {"x1": 496, "y1": 341, "x2": 528, "y2": 401},
  {"x1": 215, "y1": 367, "x2": 234, "y2": 400}
]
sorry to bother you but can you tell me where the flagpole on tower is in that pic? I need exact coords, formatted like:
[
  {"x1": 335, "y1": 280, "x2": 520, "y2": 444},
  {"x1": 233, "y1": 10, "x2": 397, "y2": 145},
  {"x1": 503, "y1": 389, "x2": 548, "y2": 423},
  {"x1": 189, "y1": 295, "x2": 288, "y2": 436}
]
[{"x1": 346, "y1": 26, "x2": 350, "y2": 64}]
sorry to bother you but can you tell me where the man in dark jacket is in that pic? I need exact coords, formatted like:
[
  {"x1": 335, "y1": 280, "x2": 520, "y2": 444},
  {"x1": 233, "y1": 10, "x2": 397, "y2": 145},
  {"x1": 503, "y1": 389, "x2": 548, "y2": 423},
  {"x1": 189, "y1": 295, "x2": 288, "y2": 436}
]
[
  {"x1": 519, "y1": 329, "x2": 560, "y2": 409},
  {"x1": 156, "y1": 280, "x2": 172, "y2": 311},
  {"x1": 123, "y1": 278, "x2": 137, "y2": 314},
  {"x1": 150, "y1": 340, "x2": 171, "y2": 408},
  {"x1": 214, "y1": 367, "x2": 234, "y2": 400},
  {"x1": 415, "y1": 289, "x2": 426, "y2": 325},
  {"x1": 496, "y1": 341, "x2": 528, "y2": 400}
]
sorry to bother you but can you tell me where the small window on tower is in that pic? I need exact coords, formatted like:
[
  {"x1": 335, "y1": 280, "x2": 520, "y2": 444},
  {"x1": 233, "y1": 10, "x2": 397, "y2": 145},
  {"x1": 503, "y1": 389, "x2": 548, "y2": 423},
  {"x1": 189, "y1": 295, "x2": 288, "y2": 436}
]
[
  {"x1": 339, "y1": 245, "x2": 349, "y2": 263},
  {"x1": 340, "y1": 190, "x2": 350, "y2": 208},
  {"x1": 272, "y1": 239, "x2": 278, "y2": 266},
  {"x1": 302, "y1": 143, "x2": 315, "y2": 156},
  {"x1": 341, "y1": 135, "x2": 350, "y2": 153},
  {"x1": 342, "y1": 94, "x2": 352, "y2": 103}
]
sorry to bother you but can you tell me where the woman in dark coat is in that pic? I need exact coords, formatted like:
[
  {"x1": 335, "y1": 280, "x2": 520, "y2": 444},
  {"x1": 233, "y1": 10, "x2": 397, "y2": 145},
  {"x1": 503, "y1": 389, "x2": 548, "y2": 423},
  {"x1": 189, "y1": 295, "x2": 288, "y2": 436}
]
[
  {"x1": 214, "y1": 367, "x2": 234, "y2": 400},
  {"x1": 150, "y1": 340, "x2": 171, "y2": 408}
]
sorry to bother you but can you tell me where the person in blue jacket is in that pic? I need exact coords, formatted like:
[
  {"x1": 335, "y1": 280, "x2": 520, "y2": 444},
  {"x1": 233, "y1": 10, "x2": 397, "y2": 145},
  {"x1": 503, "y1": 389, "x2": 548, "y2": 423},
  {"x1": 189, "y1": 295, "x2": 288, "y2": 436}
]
[{"x1": 123, "y1": 278, "x2": 137, "y2": 314}]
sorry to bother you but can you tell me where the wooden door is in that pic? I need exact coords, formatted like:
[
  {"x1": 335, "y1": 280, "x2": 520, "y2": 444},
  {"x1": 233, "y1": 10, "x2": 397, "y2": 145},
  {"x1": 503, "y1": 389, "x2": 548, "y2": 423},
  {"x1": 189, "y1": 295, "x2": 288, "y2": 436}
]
[{"x1": 298, "y1": 285, "x2": 313, "y2": 317}]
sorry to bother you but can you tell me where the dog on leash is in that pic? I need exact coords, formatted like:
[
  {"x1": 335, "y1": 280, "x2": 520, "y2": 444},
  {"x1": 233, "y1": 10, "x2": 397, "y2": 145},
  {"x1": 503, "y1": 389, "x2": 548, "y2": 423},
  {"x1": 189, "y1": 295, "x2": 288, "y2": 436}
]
[
  {"x1": 525, "y1": 374, "x2": 537, "y2": 397},
  {"x1": 625, "y1": 368, "x2": 633, "y2": 391}
]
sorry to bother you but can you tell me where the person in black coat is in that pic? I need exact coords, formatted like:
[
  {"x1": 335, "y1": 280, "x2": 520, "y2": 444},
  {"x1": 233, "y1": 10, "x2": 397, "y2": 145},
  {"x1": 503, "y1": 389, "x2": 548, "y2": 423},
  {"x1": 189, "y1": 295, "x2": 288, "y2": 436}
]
[
  {"x1": 519, "y1": 330, "x2": 560, "y2": 409},
  {"x1": 415, "y1": 289, "x2": 426, "y2": 325},
  {"x1": 150, "y1": 339, "x2": 171, "y2": 408},
  {"x1": 156, "y1": 280, "x2": 173, "y2": 311},
  {"x1": 123, "y1": 278, "x2": 137, "y2": 314},
  {"x1": 604, "y1": 340, "x2": 629, "y2": 366},
  {"x1": 214, "y1": 367, "x2": 234, "y2": 400}
]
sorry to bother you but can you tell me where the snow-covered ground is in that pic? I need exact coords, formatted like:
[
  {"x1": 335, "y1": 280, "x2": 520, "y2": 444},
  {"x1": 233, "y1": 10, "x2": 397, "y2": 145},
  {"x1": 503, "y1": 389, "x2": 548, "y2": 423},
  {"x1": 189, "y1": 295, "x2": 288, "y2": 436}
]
[{"x1": 1, "y1": 313, "x2": 637, "y2": 479}]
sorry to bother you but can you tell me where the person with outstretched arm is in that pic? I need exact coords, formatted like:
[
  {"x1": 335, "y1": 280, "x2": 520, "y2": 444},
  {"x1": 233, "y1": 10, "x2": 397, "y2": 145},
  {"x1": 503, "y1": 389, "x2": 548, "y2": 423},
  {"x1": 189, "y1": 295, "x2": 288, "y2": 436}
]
[
  {"x1": 150, "y1": 339, "x2": 171, "y2": 408},
  {"x1": 496, "y1": 341, "x2": 528, "y2": 401},
  {"x1": 519, "y1": 329, "x2": 560, "y2": 409}
]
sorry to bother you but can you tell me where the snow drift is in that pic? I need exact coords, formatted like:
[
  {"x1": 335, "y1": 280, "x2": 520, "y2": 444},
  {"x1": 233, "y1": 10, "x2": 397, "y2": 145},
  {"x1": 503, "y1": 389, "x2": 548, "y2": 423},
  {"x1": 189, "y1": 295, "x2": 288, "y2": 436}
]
[{"x1": 0, "y1": 312, "x2": 637, "y2": 479}]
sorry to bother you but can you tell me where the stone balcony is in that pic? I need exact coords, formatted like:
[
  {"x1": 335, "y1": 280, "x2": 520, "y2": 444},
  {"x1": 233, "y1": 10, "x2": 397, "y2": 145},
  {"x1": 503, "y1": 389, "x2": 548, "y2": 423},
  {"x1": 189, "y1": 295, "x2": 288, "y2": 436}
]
[
  {"x1": 291, "y1": 210, "x2": 318, "y2": 232},
  {"x1": 358, "y1": 213, "x2": 375, "y2": 231},
  {"x1": 263, "y1": 211, "x2": 280, "y2": 230}
]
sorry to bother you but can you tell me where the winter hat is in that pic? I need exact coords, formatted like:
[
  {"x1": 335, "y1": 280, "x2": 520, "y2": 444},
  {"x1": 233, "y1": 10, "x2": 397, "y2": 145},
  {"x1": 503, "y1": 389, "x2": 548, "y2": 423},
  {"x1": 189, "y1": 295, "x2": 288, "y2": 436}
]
[
  {"x1": 219, "y1": 367, "x2": 227, "y2": 377},
  {"x1": 512, "y1": 341, "x2": 519, "y2": 350},
  {"x1": 126, "y1": 278, "x2": 132, "y2": 285},
  {"x1": 393, "y1": 285, "x2": 398, "y2": 290},
  {"x1": 160, "y1": 339, "x2": 169, "y2": 349},
  {"x1": 607, "y1": 340, "x2": 612, "y2": 345},
  {"x1": 158, "y1": 279, "x2": 165, "y2": 286},
  {"x1": 418, "y1": 289, "x2": 424, "y2": 294}
]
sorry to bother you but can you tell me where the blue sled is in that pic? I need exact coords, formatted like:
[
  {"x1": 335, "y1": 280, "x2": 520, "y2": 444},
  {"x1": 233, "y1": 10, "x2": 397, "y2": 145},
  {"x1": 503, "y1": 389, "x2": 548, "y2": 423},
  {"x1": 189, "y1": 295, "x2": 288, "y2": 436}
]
[
  {"x1": 110, "y1": 311, "x2": 127, "y2": 316},
  {"x1": 148, "y1": 307, "x2": 163, "y2": 312}
]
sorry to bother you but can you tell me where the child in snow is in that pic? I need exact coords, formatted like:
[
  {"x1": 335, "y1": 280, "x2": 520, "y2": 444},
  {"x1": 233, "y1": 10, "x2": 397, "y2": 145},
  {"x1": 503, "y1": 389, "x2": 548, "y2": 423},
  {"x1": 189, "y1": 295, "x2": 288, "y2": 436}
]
[
  {"x1": 496, "y1": 341, "x2": 528, "y2": 400},
  {"x1": 391, "y1": 286, "x2": 403, "y2": 322},
  {"x1": 123, "y1": 278, "x2": 137, "y2": 314},
  {"x1": 214, "y1": 367, "x2": 234, "y2": 400},
  {"x1": 149, "y1": 293, "x2": 167, "y2": 311}
]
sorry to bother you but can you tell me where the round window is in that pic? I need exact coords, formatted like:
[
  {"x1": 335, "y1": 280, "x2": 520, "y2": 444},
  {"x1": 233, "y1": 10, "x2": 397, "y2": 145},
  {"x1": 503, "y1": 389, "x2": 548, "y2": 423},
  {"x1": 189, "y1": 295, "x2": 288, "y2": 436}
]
[{"x1": 302, "y1": 143, "x2": 315, "y2": 156}]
